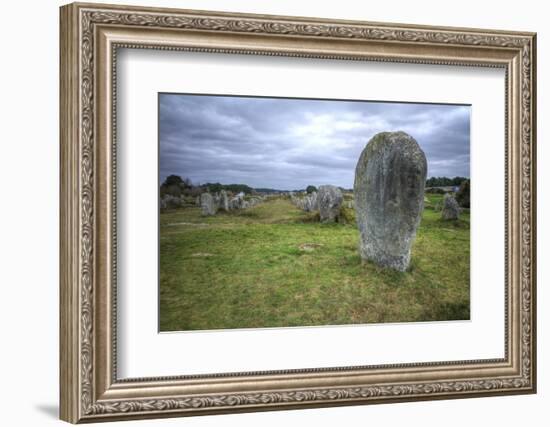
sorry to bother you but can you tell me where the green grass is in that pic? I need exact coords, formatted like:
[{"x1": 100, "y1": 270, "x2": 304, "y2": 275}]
[{"x1": 160, "y1": 196, "x2": 470, "y2": 331}]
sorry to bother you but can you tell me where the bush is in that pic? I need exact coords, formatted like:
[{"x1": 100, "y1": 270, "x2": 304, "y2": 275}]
[
  {"x1": 161, "y1": 194, "x2": 182, "y2": 209},
  {"x1": 306, "y1": 185, "x2": 317, "y2": 194},
  {"x1": 299, "y1": 211, "x2": 320, "y2": 223},
  {"x1": 161, "y1": 184, "x2": 182, "y2": 198},
  {"x1": 338, "y1": 207, "x2": 356, "y2": 224},
  {"x1": 455, "y1": 180, "x2": 470, "y2": 208},
  {"x1": 163, "y1": 174, "x2": 184, "y2": 186}
]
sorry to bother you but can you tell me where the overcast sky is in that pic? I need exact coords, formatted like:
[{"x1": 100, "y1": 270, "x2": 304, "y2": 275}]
[{"x1": 159, "y1": 93, "x2": 470, "y2": 190}]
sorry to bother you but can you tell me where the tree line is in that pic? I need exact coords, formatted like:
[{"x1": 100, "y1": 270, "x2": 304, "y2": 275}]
[
  {"x1": 425, "y1": 176, "x2": 468, "y2": 187},
  {"x1": 161, "y1": 174, "x2": 470, "y2": 200},
  {"x1": 160, "y1": 174, "x2": 253, "y2": 198}
]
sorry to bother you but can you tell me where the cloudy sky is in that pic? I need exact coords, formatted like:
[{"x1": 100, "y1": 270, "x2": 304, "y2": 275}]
[{"x1": 159, "y1": 93, "x2": 470, "y2": 190}]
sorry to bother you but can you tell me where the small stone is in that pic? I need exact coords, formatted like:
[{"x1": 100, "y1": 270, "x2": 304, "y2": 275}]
[
  {"x1": 229, "y1": 193, "x2": 245, "y2": 210},
  {"x1": 441, "y1": 194, "x2": 460, "y2": 220},
  {"x1": 161, "y1": 194, "x2": 182, "y2": 209},
  {"x1": 318, "y1": 185, "x2": 343, "y2": 223},
  {"x1": 200, "y1": 193, "x2": 217, "y2": 216},
  {"x1": 309, "y1": 191, "x2": 319, "y2": 211},
  {"x1": 219, "y1": 190, "x2": 229, "y2": 211},
  {"x1": 298, "y1": 243, "x2": 323, "y2": 252}
]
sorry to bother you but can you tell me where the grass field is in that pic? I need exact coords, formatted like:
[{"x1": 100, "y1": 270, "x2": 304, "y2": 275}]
[{"x1": 159, "y1": 194, "x2": 470, "y2": 331}]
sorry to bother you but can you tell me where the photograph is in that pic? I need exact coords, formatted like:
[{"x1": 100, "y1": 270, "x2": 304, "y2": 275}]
[{"x1": 158, "y1": 93, "x2": 471, "y2": 332}]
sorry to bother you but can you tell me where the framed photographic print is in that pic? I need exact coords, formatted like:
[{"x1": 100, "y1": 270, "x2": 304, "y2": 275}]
[{"x1": 60, "y1": 2, "x2": 537, "y2": 423}]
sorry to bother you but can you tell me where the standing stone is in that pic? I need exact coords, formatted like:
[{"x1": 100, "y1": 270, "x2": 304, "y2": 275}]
[
  {"x1": 318, "y1": 185, "x2": 343, "y2": 223},
  {"x1": 229, "y1": 192, "x2": 245, "y2": 210},
  {"x1": 219, "y1": 190, "x2": 229, "y2": 211},
  {"x1": 289, "y1": 193, "x2": 297, "y2": 206},
  {"x1": 213, "y1": 193, "x2": 221, "y2": 210},
  {"x1": 302, "y1": 195, "x2": 312, "y2": 212},
  {"x1": 310, "y1": 191, "x2": 318, "y2": 211},
  {"x1": 354, "y1": 131, "x2": 427, "y2": 271},
  {"x1": 200, "y1": 193, "x2": 217, "y2": 216},
  {"x1": 441, "y1": 194, "x2": 460, "y2": 220},
  {"x1": 161, "y1": 194, "x2": 181, "y2": 209},
  {"x1": 228, "y1": 197, "x2": 240, "y2": 210}
]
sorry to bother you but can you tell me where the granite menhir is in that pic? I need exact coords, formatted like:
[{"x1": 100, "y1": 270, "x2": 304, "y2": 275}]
[{"x1": 354, "y1": 131, "x2": 427, "y2": 271}]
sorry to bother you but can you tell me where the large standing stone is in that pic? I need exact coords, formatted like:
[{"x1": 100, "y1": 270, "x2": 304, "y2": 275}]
[
  {"x1": 200, "y1": 193, "x2": 217, "y2": 216},
  {"x1": 354, "y1": 131, "x2": 427, "y2": 271},
  {"x1": 441, "y1": 194, "x2": 460, "y2": 220},
  {"x1": 318, "y1": 185, "x2": 343, "y2": 223}
]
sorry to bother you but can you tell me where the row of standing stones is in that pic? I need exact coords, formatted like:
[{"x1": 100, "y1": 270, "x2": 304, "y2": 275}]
[
  {"x1": 291, "y1": 131, "x2": 462, "y2": 272},
  {"x1": 198, "y1": 191, "x2": 267, "y2": 216},
  {"x1": 290, "y1": 185, "x2": 349, "y2": 223},
  {"x1": 159, "y1": 190, "x2": 267, "y2": 215}
]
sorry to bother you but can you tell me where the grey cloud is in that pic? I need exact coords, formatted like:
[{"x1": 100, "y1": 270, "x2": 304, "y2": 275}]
[{"x1": 160, "y1": 94, "x2": 470, "y2": 190}]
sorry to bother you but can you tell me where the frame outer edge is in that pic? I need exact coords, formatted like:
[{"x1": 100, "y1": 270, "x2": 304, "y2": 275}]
[
  {"x1": 529, "y1": 33, "x2": 537, "y2": 393},
  {"x1": 59, "y1": 2, "x2": 537, "y2": 422},
  {"x1": 60, "y1": 3, "x2": 81, "y2": 424}
]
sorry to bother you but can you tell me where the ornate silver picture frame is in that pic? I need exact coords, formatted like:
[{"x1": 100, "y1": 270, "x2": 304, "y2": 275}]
[{"x1": 60, "y1": 2, "x2": 536, "y2": 423}]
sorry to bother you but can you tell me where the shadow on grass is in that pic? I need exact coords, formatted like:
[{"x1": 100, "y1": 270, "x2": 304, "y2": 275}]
[{"x1": 421, "y1": 301, "x2": 470, "y2": 321}]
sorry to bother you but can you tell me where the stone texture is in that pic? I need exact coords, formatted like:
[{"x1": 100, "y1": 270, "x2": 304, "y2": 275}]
[
  {"x1": 229, "y1": 193, "x2": 244, "y2": 210},
  {"x1": 160, "y1": 194, "x2": 182, "y2": 209},
  {"x1": 318, "y1": 185, "x2": 343, "y2": 222},
  {"x1": 441, "y1": 194, "x2": 460, "y2": 220},
  {"x1": 228, "y1": 197, "x2": 240, "y2": 210},
  {"x1": 309, "y1": 191, "x2": 319, "y2": 211},
  {"x1": 354, "y1": 131, "x2": 427, "y2": 271},
  {"x1": 301, "y1": 194, "x2": 313, "y2": 212},
  {"x1": 219, "y1": 190, "x2": 229, "y2": 211},
  {"x1": 200, "y1": 193, "x2": 217, "y2": 216}
]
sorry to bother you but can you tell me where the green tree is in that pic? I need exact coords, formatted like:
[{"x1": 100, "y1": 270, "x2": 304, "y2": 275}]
[
  {"x1": 163, "y1": 174, "x2": 183, "y2": 187},
  {"x1": 426, "y1": 176, "x2": 468, "y2": 188},
  {"x1": 161, "y1": 175, "x2": 192, "y2": 197},
  {"x1": 306, "y1": 185, "x2": 317, "y2": 194}
]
